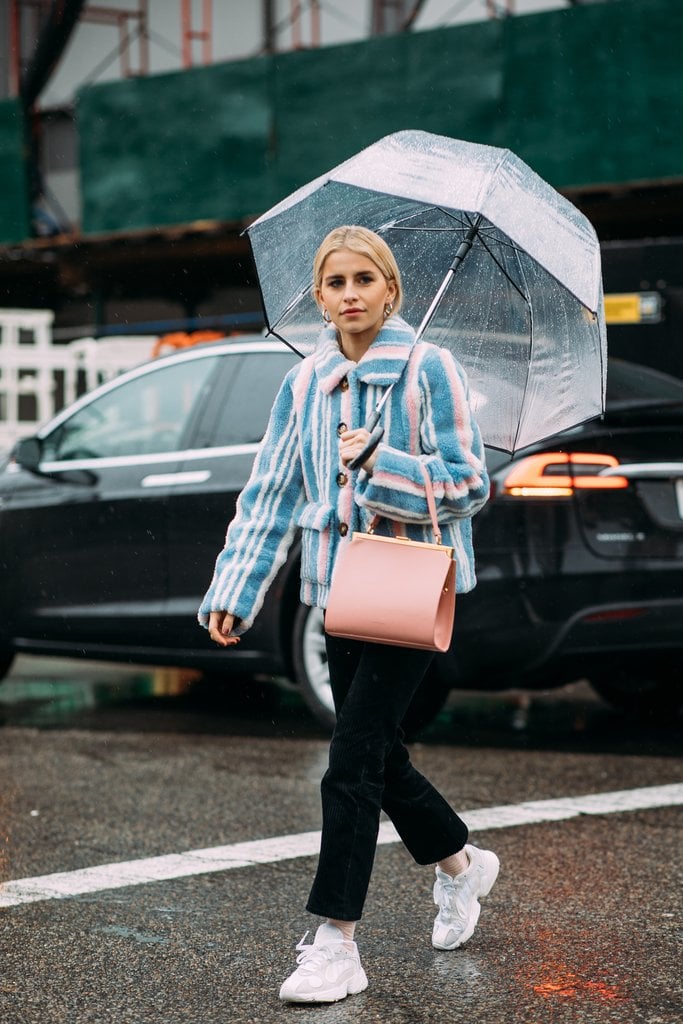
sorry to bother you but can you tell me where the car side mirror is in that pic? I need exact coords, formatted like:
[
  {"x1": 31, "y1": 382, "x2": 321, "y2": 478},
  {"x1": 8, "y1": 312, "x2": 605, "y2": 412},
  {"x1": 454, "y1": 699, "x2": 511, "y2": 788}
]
[
  {"x1": 14, "y1": 436, "x2": 43, "y2": 473},
  {"x1": 13, "y1": 436, "x2": 97, "y2": 486}
]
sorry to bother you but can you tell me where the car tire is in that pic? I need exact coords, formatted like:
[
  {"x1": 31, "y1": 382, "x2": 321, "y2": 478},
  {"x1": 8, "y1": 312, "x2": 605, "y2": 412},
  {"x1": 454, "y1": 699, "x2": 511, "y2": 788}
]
[
  {"x1": 589, "y1": 661, "x2": 682, "y2": 717},
  {"x1": 0, "y1": 651, "x2": 13, "y2": 684},
  {"x1": 0, "y1": 647, "x2": 14, "y2": 683},
  {"x1": 291, "y1": 604, "x2": 451, "y2": 737},
  {"x1": 292, "y1": 605, "x2": 336, "y2": 730}
]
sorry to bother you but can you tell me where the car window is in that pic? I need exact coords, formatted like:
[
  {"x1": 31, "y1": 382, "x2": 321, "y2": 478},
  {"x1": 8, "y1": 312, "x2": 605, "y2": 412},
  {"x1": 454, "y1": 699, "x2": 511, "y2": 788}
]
[
  {"x1": 207, "y1": 351, "x2": 299, "y2": 446},
  {"x1": 42, "y1": 356, "x2": 220, "y2": 461}
]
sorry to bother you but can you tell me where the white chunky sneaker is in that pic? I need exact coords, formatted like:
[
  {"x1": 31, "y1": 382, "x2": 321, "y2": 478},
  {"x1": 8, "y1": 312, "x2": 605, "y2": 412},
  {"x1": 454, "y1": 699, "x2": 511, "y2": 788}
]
[
  {"x1": 432, "y1": 844, "x2": 500, "y2": 950},
  {"x1": 279, "y1": 923, "x2": 369, "y2": 1003}
]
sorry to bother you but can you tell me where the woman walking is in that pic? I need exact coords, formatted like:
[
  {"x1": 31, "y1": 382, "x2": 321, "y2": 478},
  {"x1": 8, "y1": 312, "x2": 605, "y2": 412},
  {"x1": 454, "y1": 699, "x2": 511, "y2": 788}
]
[{"x1": 199, "y1": 225, "x2": 499, "y2": 1003}]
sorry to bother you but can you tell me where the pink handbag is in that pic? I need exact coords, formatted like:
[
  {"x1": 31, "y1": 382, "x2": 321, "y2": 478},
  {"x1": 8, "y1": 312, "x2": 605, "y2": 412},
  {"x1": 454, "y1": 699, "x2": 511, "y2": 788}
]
[{"x1": 325, "y1": 464, "x2": 456, "y2": 652}]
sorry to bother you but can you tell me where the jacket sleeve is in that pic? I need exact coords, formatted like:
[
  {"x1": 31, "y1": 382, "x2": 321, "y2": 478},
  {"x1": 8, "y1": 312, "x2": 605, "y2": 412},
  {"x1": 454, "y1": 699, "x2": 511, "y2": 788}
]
[
  {"x1": 198, "y1": 371, "x2": 304, "y2": 634},
  {"x1": 355, "y1": 346, "x2": 489, "y2": 524}
]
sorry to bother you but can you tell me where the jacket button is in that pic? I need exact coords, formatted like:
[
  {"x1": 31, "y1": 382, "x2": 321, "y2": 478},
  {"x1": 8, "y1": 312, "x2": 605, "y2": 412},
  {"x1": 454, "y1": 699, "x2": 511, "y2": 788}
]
[
  {"x1": 339, "y1": 377, "x2": 349, "y2": 392},
  {"x1": 336, "y1": 422, "x2": 347, "y2": 437},
  {"x1": 336, "y1": 472, "x2": 348, "y2": 487},
  {"x1": 338, "y1": 522, "x2": 348, "y2": 537}
]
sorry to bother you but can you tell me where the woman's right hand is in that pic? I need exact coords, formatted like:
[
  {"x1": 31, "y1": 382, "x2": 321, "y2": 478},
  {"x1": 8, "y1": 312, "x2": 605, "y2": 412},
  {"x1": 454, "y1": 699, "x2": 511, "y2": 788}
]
[{"x1": 208, "y1": 611, "x2": 240, "y2": 647}]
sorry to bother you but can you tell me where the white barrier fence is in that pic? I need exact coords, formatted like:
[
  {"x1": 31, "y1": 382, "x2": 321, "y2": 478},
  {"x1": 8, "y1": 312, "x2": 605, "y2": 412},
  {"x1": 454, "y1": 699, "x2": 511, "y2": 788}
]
[{"x1": 0, "y1": 309, "x2": 156, "y2": 454}]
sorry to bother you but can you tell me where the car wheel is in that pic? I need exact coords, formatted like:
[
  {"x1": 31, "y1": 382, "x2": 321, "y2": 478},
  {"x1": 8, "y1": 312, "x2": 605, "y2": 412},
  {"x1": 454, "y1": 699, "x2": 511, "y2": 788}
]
[
  {"x1": 589, "y1": 661, "x2": 682, "y2": 717},
  {"x1": 0, "y1": 647, "x2": 14, "y2": 683},
  {"x1": 291, "y1": 604, "x2": 452, "y2": 737},
  {"x1": 292, "y1": 604, "x2": 336, "y2": 730}
]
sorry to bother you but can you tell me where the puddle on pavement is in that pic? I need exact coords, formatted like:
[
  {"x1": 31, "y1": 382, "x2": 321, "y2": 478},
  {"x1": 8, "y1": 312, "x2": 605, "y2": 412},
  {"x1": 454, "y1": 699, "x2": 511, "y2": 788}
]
[
  {"x1": 425, "y1": 683, "x2": 682, "y2": 756},
  {"x1": 93, "y1": 925, "x2": 169, "y2": 945},
  {"x1": 0, "y1": 659, "x2": 311, "y2": 736},
  {"x1": 0, "y1": 660, "x2": 680, "y2": 755},
  {"x1": 0, "y1": 665, "x2": 200, "y2": 728}
]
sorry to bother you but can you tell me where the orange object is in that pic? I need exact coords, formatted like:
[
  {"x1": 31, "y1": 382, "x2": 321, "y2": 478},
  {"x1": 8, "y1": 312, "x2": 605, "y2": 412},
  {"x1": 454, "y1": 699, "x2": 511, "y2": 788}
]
[{"x1": 151, "y1": 330, "x2": 224, "y2": 357}]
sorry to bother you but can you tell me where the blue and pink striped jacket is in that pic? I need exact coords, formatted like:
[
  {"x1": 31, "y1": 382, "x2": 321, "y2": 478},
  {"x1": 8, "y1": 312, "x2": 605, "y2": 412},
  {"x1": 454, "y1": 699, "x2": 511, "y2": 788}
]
[{"x1": 198, "y1": 316, "x2": 489, "y2": 634}]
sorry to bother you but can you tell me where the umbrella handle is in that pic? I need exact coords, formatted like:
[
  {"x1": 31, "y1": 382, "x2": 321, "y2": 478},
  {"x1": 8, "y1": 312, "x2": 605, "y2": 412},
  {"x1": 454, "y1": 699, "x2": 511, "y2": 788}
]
[{"x1": 348, "y1": 425, "x2": 385, "y2": 471}]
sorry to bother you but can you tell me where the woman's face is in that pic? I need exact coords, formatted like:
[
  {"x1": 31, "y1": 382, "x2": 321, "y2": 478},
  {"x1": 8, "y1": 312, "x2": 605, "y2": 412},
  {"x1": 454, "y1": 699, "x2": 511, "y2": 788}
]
[{"x1": 316, "y1": 248, "x2": 396, "y2": 349}]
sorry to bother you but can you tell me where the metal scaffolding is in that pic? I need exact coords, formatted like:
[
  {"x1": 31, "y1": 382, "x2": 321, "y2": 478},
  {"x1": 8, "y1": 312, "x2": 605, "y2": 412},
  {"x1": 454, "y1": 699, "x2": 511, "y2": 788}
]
[
  {"x1": 79, "y1": 2, "x2": 150, "y2": 77},
  {"x1": 371, "y1": 1, "x2": 427, "y2": 33},
  {"x1": 6, "y1": 0, "x2": 579, "y2": 97},
  {"x1": 181, "y1": 0, "x2": 212, "y2": 67},
  {"x1": 7, "y1": 0, "x2": 150, "y2": 98}
]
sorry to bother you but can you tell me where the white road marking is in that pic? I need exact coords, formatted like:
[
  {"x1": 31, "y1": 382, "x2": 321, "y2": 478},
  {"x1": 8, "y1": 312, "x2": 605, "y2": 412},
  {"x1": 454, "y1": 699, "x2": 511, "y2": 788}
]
[{"x1": 1, "y1": 782, "x2": 681, "y2": 909}]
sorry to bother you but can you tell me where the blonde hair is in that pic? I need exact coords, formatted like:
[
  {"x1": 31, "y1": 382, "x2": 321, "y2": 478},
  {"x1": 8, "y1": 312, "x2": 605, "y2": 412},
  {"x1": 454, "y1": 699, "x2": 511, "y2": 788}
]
[{"x1": 313, "y1": 225, "x2": 403, "y2": 315}]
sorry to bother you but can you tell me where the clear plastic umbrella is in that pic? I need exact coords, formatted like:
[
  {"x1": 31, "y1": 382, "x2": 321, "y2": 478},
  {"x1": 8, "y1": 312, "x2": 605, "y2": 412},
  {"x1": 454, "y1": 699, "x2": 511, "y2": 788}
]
[{"x1": 246, "y1": 130, "x2": 606, "y2": 454}]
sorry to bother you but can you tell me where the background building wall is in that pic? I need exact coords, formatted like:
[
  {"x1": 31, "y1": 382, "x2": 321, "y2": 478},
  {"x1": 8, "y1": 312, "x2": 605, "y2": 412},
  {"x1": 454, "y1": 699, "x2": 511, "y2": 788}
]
[
  {"x1": 1, "y1": 0, "x2": 681, "y2": 352},
  {"x1": 75, "y1": 0, "x2": 683, "y2": 236}
]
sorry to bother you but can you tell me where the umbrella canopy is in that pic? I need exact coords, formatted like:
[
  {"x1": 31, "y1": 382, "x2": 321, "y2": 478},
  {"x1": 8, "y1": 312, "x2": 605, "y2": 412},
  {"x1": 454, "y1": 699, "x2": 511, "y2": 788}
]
[{"x1": 247, "y1": 130, "x2": 606, "y2": 453}]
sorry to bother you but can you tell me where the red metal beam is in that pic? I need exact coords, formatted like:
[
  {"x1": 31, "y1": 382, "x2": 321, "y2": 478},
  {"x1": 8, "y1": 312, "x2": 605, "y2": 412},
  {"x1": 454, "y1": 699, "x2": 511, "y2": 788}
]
[
  {"x1": 181, "y1": 0, "x2": 212, "y2": 67},
  {"x1": 288, "y1": 0, "x2": 322, "y2": 49},
  {"x1": 8, "y1": 0, "x2": 22, "y2": 96},
  {"x1": 78, "y1": 1, "x2": 149, "y2": 76},
  {"x1": 291, "y1": 0, "x2": 301, "y2": 49}
]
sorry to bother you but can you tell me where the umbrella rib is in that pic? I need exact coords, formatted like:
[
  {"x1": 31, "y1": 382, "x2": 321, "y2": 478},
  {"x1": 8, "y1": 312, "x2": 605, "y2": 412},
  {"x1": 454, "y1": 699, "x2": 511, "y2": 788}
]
[
  {"x1": 380, "y1": 207, "x2": 473, "y2": 232},
  {"x1": 460, "y1": 211, "x2": 528, "y2": 256},
  {"x1": 475, "y1": 232, "x2": 530, "y2": 306},
  {"x1": 264, "y1": 328, "x2": 306, "y2": 359},
  {"x1": 442, "y1": 208, "x2": 479, "y2": 231},
  {"x1": 376, "y1": 208, "x2": 437, "y2": 233},
  {"x1": 266, "y1": 279, "x2": 318, "y2": 353},
  {"x1": 377, "y1": 207, "x2": 440, "y2": 230},
  {"x1": 388, "y1": 226, "x2": 470, "y2": 233},
  {"x1": 508, "y1": 241, "x2": 535, "y2": 454},
  {"x1": 387, "y1": 218, "x2": 528, "y2": 258},
  {"x1": 383, "y1": 208, "x2": 527, "y2": 258},
  {"x1": 476, "y1": 233, "x2": 526, "y2": 255},
  {"x1": 447, "y1": 210, "x2": 508, "y2": 241}
]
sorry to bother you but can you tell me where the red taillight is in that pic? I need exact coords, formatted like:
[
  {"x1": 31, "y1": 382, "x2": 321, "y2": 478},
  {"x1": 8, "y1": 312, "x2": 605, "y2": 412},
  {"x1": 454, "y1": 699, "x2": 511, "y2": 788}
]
[
  {"x1": 500, "y1": 453, "x2": 629, "y2": 498},
  {"x1": 582, "y1": 607, "x2": 646, "y2": 623}
]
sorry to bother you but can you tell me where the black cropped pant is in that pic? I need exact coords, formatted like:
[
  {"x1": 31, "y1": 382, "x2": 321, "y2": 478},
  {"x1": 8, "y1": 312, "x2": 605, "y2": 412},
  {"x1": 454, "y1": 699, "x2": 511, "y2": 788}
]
[{"x1": 306, "y1": 633, "x2": 469, "y2": 922}]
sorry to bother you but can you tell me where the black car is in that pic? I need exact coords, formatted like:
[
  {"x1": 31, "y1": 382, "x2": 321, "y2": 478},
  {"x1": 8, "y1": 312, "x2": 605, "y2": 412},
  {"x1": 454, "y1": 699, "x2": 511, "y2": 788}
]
[{"x1": 1, "y1": 336, "x2": 682, "y2": 730}]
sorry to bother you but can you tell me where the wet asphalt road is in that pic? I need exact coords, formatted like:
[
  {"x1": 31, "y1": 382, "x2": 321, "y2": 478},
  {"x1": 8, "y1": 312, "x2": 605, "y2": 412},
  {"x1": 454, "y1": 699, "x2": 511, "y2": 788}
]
[{"x1": 0, "y1": 657, "x2": 681, "y2": 1024}]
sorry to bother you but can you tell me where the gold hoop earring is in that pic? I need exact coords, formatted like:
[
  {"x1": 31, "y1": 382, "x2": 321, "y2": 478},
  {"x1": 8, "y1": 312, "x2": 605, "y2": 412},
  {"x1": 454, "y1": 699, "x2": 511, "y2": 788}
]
[
  {"x1": 384, "y1": 302, "x2": 394, "y2": 319},
  {"x1": 322, "y1": 308, "x2": 331, "y2": 323}
]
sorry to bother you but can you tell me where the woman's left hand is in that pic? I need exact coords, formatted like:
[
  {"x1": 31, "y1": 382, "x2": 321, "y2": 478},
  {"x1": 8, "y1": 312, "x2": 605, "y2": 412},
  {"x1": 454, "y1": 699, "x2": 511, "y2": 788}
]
[{"x1": 339, "y1": 428, "x2": 378, "y2": 473}]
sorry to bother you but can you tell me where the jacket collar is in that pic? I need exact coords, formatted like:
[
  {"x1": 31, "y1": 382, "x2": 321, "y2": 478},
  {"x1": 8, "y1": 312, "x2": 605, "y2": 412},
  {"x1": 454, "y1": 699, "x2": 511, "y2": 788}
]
[{"x1": 313, "y1": 316, "x2": 417, "y2": 395}]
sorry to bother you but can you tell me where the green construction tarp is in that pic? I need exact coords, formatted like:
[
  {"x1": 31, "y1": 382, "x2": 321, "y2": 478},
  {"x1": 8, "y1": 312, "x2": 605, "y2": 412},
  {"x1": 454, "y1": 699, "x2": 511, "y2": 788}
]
[
  {"x1": 68, "y1": 0, "x2": 683, "y2": 234},
  {"x1": 77, "y1": 58, "x2": 273, "y2": 232},
  {"x1": 0, "y1": 99, "x2": 30, "y2": 245}
]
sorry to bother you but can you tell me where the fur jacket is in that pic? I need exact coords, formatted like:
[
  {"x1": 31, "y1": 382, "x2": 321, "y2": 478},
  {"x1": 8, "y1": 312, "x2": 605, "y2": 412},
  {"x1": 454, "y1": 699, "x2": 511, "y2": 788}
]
[{"x1": 198, "y1": 315, "x2": 489, "y2": 634}]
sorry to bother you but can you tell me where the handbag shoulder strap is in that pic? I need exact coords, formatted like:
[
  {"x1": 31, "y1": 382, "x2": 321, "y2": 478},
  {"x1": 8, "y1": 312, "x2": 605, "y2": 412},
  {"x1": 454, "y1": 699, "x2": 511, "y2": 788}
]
[
  {"x1": 368, "y1": 462, "x2": 442, "y2": 544},
  {"x1": 420, "y1": 463, "x2": 442, "y2": 544}
]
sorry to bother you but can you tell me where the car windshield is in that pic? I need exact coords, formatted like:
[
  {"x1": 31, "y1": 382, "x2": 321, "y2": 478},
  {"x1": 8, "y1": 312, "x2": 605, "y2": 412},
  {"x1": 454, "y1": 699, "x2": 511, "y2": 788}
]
[{"x1": 606, "y1": 357, "x2": 683, "y2": 407}]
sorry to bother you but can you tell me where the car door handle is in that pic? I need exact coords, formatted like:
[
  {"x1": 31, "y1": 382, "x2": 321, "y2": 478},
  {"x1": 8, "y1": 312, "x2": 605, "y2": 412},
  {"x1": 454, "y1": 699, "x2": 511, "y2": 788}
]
[
  {"x1": 141, "y1": 470, "x2": 212, "y2": 488},
  {"x1": 599, "y1": 462, "x2": 683, "y2": 479}
]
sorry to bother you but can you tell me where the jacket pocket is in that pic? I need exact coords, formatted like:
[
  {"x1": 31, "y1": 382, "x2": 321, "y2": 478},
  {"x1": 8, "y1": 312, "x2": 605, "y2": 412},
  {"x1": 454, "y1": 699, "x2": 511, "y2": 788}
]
[{"x1": 296, "y1": 501, "x2": 336, "y2": 584}]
